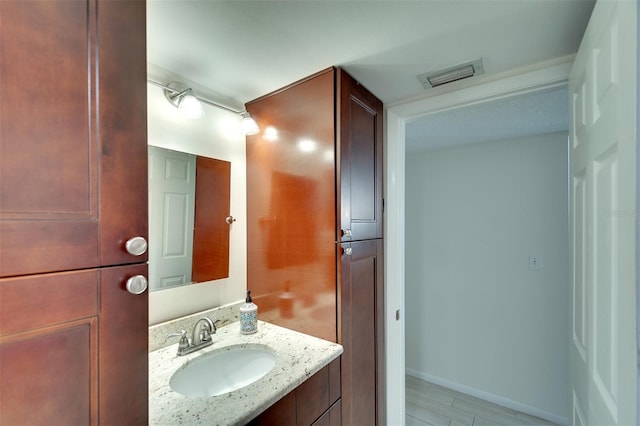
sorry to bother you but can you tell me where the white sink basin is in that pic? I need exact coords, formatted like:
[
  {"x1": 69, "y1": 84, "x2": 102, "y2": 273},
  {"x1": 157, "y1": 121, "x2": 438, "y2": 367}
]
[{"x1": 169, "y1": 345, "x2": 276, "y2": 397}]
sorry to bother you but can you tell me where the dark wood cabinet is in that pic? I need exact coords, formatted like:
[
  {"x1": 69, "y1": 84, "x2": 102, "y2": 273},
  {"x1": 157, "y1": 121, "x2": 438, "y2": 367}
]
[
  {"x1": 336, "y1": 71, "x2": 385, "y2": 426},
  {"x1": 246, "y1": 67, "x2": 384, "y2": 425},
  {"x1": 0, "y1": 1, "x2": 148, "y2": 424},
  {"x1": 249, "y1": 358, "x2": 341, "y2": 426}
]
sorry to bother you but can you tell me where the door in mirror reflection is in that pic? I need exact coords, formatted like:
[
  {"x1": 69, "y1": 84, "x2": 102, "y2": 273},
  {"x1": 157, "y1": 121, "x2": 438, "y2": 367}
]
[
  {"x1": 148, "y1": 146, "x2": 231, "y2": 291},
  {"x1": 192, "y1": 155, "x2": 231, "y2": 282}
]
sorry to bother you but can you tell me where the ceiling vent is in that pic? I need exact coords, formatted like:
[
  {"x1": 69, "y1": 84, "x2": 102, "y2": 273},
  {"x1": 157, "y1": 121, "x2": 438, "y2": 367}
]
[{"x1": 418, "y1": 58, "x2": 484, "y2": 89}]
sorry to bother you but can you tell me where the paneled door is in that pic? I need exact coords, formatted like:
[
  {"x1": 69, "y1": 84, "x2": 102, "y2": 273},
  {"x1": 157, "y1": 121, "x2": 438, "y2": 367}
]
[
  {"x1": 569, "y1": 0, "x2": 637, "y2": 424},
  {"x1": 149, "y1": 146, "x2": 196, "y2": 289}
]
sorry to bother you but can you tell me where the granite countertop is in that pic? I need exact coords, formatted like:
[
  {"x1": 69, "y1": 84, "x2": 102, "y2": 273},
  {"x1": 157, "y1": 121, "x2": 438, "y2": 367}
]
[{"x1": 149, "y1": 320, "x2": 343, "y2": 425}]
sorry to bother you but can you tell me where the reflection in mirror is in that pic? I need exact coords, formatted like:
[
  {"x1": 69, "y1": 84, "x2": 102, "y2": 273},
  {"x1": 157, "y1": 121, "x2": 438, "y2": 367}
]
[
  {"x1": 148, "y1": 145, "x2": 231, "y2": 291},
  {"x1": 147, "y1": 77, "x2": 247, "y2": 325}
]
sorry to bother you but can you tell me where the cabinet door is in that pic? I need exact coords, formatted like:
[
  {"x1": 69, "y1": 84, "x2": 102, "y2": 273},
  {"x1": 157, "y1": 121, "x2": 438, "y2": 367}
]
[
  {"x1": 339, "y1": 239, "x2": 385, "y2": 425},
  {"x1": 99, "y1": 264, "x2": 149, "y2": 426},
  {"x1": 0, "y1": 264, "x2": 148, "y2": 426},
  {"x1": 337, "y1": 69, "x2": 384, "y2": 242},
  {"x1": 0, "y1": 270, "x2": 99, "y2": 425},
  {"x1": 0, "y1": 0, "x2": 148, "y2": 277}
]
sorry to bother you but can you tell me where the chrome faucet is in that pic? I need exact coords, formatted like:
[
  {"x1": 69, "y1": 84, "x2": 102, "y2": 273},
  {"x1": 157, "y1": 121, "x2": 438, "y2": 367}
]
[
  {"x1": 166, "y1": 317, "x2": 218, "y2": 356},
  {"x1": 193, "y1": 317, "x2": 216, "y2": 346}
]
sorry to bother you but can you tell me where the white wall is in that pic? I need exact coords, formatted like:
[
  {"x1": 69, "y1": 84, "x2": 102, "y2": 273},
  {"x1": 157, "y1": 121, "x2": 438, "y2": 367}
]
[
  {"x1": 405, "y1": 131, "x2": 569, "y2": 422},
  {"x1": 147, "y1": 82, "x2": 247, "y2": 325}
]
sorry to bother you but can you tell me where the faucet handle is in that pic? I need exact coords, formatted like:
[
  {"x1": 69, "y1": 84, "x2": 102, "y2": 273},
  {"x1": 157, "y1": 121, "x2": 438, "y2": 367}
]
[
  {"x1": 166, "y1": 330, "x2": 190, "y2": 351},
  {"x1": 196, "y1": 318, "x2": 219, "y2": 343},
  {"x1": 199, "y1": 328, "x2": 211, "y2": 342}
]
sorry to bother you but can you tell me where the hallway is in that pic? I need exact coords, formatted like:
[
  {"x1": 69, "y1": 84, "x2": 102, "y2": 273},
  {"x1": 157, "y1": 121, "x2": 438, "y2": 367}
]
[{"x1": 406, "y1": 376, "x2": 557, "y2": 426}]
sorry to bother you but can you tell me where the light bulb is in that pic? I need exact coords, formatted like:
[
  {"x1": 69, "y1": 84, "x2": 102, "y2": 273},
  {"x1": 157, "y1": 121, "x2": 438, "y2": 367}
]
[
  {"x1": 178, "y1": 92, "x2": 204, "y2": 119},
  {"x1": 241, "y1": 114, "x2": 260, "y2": 135}
]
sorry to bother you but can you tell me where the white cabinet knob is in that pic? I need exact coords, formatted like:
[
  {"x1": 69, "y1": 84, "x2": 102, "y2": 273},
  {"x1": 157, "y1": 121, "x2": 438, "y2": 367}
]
[
  {"x1": 125, "y1": 236, "x2": 147, "y2": 256},
  {"x1": 126, "y1": 275, "x2": 148, "y2": 295}
]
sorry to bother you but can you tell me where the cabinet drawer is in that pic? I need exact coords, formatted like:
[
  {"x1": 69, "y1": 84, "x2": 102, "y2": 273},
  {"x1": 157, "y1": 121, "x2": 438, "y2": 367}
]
[
  {"x1": 312, "y1": 400, "x2": 341, "y2": 426},
  {"x1": 0, "y1": 269, "x2": 98, "y2": 337}
]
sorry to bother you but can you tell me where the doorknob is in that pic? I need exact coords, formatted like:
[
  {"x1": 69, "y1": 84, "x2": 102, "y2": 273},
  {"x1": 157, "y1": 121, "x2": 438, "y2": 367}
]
[
  {"x1": 126, "y1": 275, "x2": 148, "y2": 295},
  {"x1": 125, "y1": 236, "x2": 147, "y2": 256}
]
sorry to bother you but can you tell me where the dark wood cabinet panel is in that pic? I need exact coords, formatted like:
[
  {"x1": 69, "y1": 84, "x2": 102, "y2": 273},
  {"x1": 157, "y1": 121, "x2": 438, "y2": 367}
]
[
  {"x1": 0, "y1": 272, "x2": 99, "y2": 426},
  {"x1": 339, "y1": 239, "x2": 385, "y2": 426},
  {"x1": 338, "y1": 70, "x2": 384, "y2": 242},
  {"x1": 0, "y1": 0, "x2": 147, "y2": 277},
  {"x1": 0, "y1": 0, "x2": 99, "y2": 276},
  {"x1": 329, "y1": 355, "x2": 342, "y2": 405},
  {"x1": 249, "y1": 391, "x2": 297, "y2": 426},
  {"x1": 312, "y1": 400, "x2": 342, "y2": 426},
  {"x1": 0, "y1": 270, "x2": 99, "y2": 336},
  {"x1": 98, "y1": 264, "x2": 149, "y2": 426},
  {"x1": 297, "y1": 364, "x2": 330, "y2": 425},
  {"x1": 95, "y1": 0, "x2": 148, "y2": 268},
  {"x1": 0, "y1": 321, "x2": 97, "y2": 426},
  {"x1": 246, "y1": 69, "x2": 337, "y2": 343}
]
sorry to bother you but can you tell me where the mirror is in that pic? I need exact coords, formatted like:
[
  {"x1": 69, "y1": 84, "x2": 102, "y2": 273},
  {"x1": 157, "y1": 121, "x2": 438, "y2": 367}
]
[
  {"x1": 147, "y1": 79, "x2": 247, "y2": 325},
  {"x1": 148, "y1": 146, "x2": 231, "y2": 291}
]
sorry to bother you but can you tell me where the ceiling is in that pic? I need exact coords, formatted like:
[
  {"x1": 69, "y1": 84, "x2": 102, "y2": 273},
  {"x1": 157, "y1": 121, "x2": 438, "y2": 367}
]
[
  {"x1": 405, "y1": 85, "x2": 569, "y2": 152},
  {"x1": 147, "y1": 0, "x2": 595, "y2": 149}
]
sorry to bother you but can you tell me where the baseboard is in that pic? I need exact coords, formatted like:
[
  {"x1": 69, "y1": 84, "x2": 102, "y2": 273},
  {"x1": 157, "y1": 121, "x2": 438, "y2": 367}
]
[{"x1": 406, "y1": 368, "x2": 568, "y2": 425}]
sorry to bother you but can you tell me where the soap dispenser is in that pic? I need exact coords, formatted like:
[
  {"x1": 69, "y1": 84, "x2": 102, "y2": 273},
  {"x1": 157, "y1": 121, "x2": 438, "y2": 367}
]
[{"x1": 240, "y1": 290, "x2": 258, "y2": 334}]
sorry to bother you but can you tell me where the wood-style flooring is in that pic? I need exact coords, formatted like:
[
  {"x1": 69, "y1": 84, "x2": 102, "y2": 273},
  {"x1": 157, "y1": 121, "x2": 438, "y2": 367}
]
[{"x1": 406, "y1": 376, "x2": 558, "y2": 426}]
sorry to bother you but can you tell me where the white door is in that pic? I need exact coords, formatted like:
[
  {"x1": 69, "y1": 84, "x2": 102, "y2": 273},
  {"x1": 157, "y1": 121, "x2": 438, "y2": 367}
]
[
  {"x1": 148, "y1": 146, "x2": 196, "y2": 290},
  {"x1": 569, "y1": 0, "x2": 637, "y2": 425}
]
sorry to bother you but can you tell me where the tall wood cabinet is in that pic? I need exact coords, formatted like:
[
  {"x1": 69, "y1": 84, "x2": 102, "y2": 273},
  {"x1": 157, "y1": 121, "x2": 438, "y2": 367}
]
[
  {"x1": 0, "y1": 1, "x2": 148, "y2": 424},
  {"x1": 246, "y1": 68, "x2": 385, "y2": 425},
  {"x1": 337, "y1": 70, "x2": 385, "y2": 426}
]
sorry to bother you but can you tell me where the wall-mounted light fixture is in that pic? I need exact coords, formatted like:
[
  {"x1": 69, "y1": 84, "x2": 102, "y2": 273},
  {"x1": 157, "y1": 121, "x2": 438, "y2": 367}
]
[
  {"x1": 240, "y1": 112, "x2": 260, "y2": 136},
  {"x1": 163, "y1": 81, "x2": 204, "y2": 119},
  {"x1": 148, "y1": 79, "x2": 260, "y2": 135}
]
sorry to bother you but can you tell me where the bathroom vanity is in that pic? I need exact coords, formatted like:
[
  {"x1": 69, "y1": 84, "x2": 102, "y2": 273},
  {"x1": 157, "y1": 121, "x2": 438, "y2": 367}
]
[{"x1": 149, "y1": 320, "x2": 342, "y2": 425}]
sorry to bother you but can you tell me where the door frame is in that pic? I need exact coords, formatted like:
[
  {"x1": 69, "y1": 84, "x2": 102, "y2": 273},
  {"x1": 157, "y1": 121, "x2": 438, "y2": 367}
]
[
  {"x1": 384, "y1": 57, "x2": 580, "y2": 425},
  {"x1": 636, "y1": 0, "x2": 640, "y2": 419}
]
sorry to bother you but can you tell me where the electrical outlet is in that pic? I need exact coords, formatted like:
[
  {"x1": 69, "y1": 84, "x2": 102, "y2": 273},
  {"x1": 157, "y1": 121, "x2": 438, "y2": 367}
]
[{"x1": 529, "y1": 255, "x2": 541, "y2": 271}]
